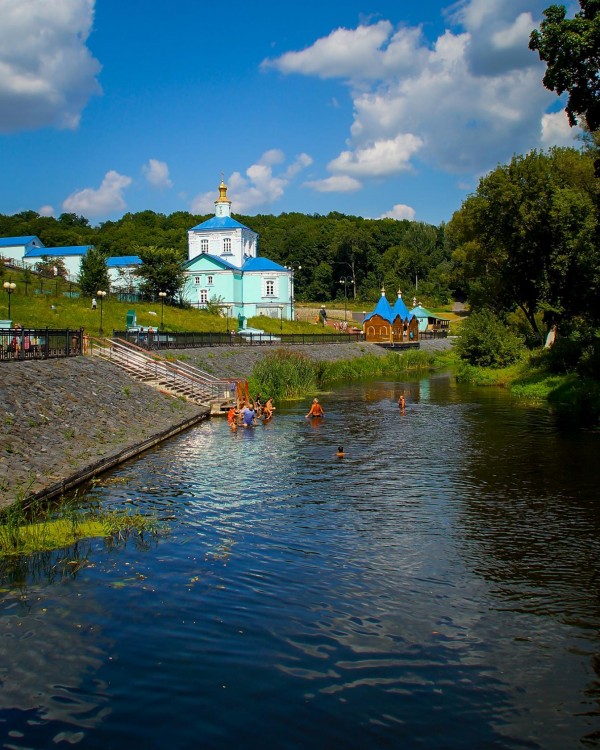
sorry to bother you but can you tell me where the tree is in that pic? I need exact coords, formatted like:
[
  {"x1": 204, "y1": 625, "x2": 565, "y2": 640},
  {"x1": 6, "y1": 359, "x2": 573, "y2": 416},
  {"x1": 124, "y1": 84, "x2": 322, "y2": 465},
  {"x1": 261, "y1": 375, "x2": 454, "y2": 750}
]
[
  {"x1": 455, "y1": 309, "x2": 524, "y2": 368},
  {"x1": 448, "y1": 147, "x2": 599, "y2": 338},
  {"x1": 529, "y1": 1, "x2": 600, "y2": 131},
  {"x1": 134, "y1": 245, "x2": 187, "y2": 300},
  {"x1": 78, "y1": 247, "x2": 110, "y2": 296}
]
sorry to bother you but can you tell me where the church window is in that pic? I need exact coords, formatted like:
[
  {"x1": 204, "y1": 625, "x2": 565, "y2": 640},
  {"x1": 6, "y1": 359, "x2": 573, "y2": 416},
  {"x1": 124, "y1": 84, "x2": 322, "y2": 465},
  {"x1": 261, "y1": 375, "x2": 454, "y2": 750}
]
[
  {"x1": 223, "y1": 238, "x2": 232, "y2": 254},
  {"x1": 265, "y1": 279, "x2": 275, "y2": 297},
  {"x1": 199, "y1": 289, "x2": 208, "y2": 304},
  {"x1": 207, "y1": 275, "x2": 213, "y2": 285},
  {"x1": 200, "y1": 240, "x2": 208, "y2": 253},
  {"x1": 194, "y1": 276, "x2": 201, "y2": 285}
]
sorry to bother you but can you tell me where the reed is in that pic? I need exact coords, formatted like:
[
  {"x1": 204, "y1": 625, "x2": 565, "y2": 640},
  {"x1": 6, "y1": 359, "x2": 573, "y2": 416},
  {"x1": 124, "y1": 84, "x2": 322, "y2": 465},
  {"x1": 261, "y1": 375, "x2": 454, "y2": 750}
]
[
  {"x1": 0, "y1": 498, "x2": 160, "y2": 557},
  {"x1": 249, "y1": 348, "x2": 444, "y2": 400}
]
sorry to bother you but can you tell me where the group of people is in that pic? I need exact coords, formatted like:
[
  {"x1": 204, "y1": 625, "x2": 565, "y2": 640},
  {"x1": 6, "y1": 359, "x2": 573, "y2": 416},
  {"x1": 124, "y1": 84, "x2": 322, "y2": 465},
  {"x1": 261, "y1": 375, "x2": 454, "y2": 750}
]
[{"x1": 227, "y1": 393, "x2": 275, "y2": 430}]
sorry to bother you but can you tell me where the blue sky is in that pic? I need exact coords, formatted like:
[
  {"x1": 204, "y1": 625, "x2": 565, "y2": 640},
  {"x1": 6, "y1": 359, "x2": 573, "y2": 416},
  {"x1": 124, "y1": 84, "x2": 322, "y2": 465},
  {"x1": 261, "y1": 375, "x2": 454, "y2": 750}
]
[{"x1": 0, "y1": 0, "x2": 581, "y2": 227}]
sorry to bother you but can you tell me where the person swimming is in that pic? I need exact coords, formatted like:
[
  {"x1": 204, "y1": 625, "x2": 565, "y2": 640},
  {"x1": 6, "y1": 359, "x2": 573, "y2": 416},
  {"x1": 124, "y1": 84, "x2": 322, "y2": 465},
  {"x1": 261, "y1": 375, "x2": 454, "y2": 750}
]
[{"x1": 336, "y1": 446, "x2": 345, "y2": 457}]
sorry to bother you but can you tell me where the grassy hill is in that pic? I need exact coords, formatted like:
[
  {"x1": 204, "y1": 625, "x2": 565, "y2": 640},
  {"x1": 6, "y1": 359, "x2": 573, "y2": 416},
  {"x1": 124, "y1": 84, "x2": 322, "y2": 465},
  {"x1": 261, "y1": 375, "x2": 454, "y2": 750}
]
[{"x1": 0, "y1": 266, "x2": 335, "y2": 335}]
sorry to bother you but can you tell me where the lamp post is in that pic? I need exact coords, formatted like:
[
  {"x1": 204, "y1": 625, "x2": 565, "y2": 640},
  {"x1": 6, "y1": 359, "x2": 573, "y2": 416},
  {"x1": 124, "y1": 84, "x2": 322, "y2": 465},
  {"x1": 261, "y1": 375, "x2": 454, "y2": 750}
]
[
  {"x1": 3, "y1": 281, "x2": 16, "y2": 320},
  {"x1": 97, "y1": 290, "x2": 107, "y2": 334},
  {"x1": 339, "y1": 277, "x2": 348, "y2": 322},
  {"x1": 158, "y1": 291, "x2": 167, "y2": 329},
  {"x1": 225, "y1": 303, "x2": 232, "y2": 333},
  {"x1": 279, "y1": 304, "x2": 284, "y2": 335}
]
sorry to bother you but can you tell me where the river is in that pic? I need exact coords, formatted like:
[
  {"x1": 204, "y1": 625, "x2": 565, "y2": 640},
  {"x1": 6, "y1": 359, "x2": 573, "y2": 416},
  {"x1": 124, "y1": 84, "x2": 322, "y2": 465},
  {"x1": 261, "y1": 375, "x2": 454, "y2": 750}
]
[{"x1": 1, "y1": 372, "x2": 599, "y2": 749}]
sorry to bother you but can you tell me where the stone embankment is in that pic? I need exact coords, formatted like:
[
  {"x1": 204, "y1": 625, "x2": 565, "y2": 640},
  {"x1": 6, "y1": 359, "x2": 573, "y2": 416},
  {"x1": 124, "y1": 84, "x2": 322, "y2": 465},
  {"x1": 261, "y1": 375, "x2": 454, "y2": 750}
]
[
  {"x1": 0, "y1": 339, "x2": 452, "y2": 509},
  {"x1": 0, "y1": 357, "x2": 206, "y2": 509}
]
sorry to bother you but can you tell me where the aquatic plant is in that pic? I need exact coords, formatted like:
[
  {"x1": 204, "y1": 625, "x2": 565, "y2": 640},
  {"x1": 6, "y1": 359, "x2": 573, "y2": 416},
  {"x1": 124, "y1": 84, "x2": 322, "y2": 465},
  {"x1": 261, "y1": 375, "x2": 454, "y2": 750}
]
[{"x1": 0, "y1": 498, "x2": 161, "y2": 557}]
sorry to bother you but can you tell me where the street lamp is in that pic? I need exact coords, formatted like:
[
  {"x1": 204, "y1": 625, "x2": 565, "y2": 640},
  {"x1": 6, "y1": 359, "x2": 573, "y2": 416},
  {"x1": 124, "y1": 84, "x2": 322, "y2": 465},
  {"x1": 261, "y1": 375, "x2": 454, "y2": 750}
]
[
  {"x1": 158, "y1": 291, "x2": 167, "y2": 329},
  {"x1": 279, "y1": 304, "x2": 284, "y2": 334},
  {"x1": 3, "y1": 281, "x2": 16, "y2": 320},
  {"x1": 97, "y1": 290, "x2": 107, "y2": 334},
  {"x1": 339, "y1": 277, "x2": 349, "y2": 322},
  {"x1": 225, "y1": 303, "x2": 232, "y2": 333}
]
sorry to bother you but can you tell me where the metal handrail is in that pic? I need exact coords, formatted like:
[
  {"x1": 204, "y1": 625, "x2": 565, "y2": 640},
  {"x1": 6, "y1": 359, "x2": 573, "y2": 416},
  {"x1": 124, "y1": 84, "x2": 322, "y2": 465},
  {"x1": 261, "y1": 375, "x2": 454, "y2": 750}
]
[{"x1": 90, "y1": 336, "x2": 235, "y2": 404}]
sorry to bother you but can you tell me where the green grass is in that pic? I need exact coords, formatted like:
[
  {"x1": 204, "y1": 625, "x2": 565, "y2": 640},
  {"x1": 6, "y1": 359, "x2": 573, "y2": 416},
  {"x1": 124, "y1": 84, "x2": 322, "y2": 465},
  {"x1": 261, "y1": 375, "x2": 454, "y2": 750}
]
[
  {"x1": 249, "y1": 348, "x2": 446, "y2": 400},
  {"x1": 1, "y1": 267, "x2": 350, "y2": 335},
  {"x1": 0, "y1": 498, "x2": 162, "y2": 556}
]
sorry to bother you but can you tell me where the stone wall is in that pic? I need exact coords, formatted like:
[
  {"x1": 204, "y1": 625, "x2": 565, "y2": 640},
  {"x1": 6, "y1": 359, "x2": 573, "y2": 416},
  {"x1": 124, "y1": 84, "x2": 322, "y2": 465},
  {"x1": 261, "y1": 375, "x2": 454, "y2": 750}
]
[{"x1": 0, "y1": 357, "x2": 206, "y2": 509}]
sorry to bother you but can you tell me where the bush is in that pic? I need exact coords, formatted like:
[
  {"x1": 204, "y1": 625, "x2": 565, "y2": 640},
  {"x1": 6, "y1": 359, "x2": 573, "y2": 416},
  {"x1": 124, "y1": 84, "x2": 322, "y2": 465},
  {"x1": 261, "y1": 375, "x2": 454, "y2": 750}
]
[{"x1": 455, "y1": 309, "x2": 524, "y2": 368}]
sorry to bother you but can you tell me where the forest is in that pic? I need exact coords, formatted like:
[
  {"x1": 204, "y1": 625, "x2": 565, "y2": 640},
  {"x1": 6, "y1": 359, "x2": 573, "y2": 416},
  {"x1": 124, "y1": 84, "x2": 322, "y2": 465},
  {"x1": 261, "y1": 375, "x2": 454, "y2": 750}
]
[{"x1": 0, "y1": 209, "x2": 452, "y2": 305}]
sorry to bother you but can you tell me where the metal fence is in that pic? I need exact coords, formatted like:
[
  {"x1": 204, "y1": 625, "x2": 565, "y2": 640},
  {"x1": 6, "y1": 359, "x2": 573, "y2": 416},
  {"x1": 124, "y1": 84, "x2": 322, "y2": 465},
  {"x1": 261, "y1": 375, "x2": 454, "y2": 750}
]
[
  {"x1": 0, "y1": 327, "x2": 84, "y2": 362},
  {"x1": 113, "y1": 329, "x2": 362, "y2": 350}
]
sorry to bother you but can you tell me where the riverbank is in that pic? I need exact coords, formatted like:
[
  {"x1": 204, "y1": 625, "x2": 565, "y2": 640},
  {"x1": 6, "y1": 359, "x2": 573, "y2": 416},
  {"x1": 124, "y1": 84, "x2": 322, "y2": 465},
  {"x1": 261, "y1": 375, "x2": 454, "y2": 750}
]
[
  {"x1": 0, "y1": 339, "x2": 453, "y2": 509},
  {"x1": 0, "y1": 357, "x2": 207, "y2": 509}
]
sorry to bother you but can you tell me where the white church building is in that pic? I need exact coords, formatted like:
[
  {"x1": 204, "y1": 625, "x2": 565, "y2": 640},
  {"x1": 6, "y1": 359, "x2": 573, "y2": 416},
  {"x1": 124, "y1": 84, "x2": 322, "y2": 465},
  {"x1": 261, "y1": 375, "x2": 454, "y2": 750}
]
[{"x1": 181, "y1": 181, "x2": 295, "y2": 322}]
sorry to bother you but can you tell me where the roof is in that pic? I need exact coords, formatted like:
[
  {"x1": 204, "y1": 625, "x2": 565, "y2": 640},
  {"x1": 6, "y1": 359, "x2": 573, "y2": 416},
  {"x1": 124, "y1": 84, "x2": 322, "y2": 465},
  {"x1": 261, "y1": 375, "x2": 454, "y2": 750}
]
[
  {"x1": 410, "y1": 305, "x2": 450, "y2": 321},
  {"x1": 183, "y1": 253, "x2": 241, "y2": 271},
  {"x1": 391, "y1": 294, "x2": 411, "y2": 321},
  {"x1": 106, "y1": 255, "x2": 143, "y2": 267},
  {"x1": 364, "y1": 293, "x2": 394, "y2": 323},
  {"x1": 189, "y1": 216, "x2": 255, "y2": 232},
  {"x1": 241, "y1": 257, "x2": 288, "y2": 272},
  {"x1": 0, "y1": 235, "x2": 42, "y2": 247},
  {"x1": 24, "y1": 245, "x2": 92, "y2": 257}
]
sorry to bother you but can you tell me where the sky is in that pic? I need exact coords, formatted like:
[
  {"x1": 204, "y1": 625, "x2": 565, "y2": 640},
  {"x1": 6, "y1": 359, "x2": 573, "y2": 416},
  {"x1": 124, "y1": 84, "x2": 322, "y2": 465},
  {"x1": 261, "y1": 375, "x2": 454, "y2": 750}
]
[{"x1": 0, "y1": 0, "x2": 582, "y2": 228}]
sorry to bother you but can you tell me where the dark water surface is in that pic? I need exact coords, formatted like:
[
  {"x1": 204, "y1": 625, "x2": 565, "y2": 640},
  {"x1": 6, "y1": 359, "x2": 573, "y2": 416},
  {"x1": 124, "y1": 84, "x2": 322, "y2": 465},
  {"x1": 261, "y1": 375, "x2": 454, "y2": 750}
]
[{"x1": 2, "y1": 373, "x2": 600, "y2": 749}]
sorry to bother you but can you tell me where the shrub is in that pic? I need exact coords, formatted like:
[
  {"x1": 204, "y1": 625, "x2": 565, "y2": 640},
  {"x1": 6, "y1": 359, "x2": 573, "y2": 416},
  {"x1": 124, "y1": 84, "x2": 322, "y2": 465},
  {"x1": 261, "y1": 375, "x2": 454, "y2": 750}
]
[{"x1": 455, "y1": 309, "x2": 524, "y2": 368}]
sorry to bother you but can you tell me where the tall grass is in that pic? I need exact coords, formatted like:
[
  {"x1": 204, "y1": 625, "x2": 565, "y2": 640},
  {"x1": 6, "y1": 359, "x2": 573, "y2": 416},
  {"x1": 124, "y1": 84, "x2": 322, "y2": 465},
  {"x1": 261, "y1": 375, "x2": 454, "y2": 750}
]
[
  {"x1": 249, "y1": 349, "x2": 318, "y2": 399},
  {"x1": 249, "y1": 348, "x2": 445, "y2": 400},
  {"x1": 0, "y1": 498, "x2": 161, "y2": 557}
]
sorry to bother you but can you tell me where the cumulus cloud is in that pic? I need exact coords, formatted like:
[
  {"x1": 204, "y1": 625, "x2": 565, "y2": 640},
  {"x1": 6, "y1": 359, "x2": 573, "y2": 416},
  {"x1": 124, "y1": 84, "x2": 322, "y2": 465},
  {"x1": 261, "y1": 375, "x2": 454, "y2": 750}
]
[
  {"x1": 541, "y1": 111, "x2": 579, "y2": 147},
  {"x1": 62, "y1": 170, "x2": 132, "y2": 216},
  {"x1": 0, "y1": 0, "x2": 102, "y2": 133},
  {"x1": 303, "y1": 175, "x2": 362, "y2": 193},
  {"x1": 142, "y1": 159, "x2": 173, "y2": 189},
  {"x1": 379, "y1": 204, "x2": 416, "y2": 220},
  {"x1": 191, "y1": 151, "x2": 312, "y2": 214},
  {"x1": 38, "y1": 205, "x2": 55, "y2": 217},
  {"x1": 264, "y1": 1, "x2": 576, "y2": 182}
]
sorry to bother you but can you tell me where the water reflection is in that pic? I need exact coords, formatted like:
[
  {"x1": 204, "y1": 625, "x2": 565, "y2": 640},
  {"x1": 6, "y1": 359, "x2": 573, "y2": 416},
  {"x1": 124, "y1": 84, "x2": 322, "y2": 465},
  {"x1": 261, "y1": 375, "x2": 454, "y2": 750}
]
[{"x1": 1, "y1": 374, "x2": 599, "y2": 748}]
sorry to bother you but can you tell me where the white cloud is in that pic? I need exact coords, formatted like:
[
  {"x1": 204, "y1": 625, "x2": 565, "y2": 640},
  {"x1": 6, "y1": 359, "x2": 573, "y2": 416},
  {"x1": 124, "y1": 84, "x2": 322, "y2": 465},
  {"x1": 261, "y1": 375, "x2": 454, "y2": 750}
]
[
  {"x1": 0, "y1": 0, "x2": 102, "y2": 133},
  {"x1": 142, "y1": 159, "x2": 173, "y2": 189},
  {"x1": 62, "y1": 170, "x2": 132, "y2": 216},
  {"x1": 379, "y1": 204, "x2": 416, "y2": 220},
  {"x1": 190, "y1": 151, "x2": 312, "y2": 214},
  {"x1": 38, "y1": 205, "x2": 55, "y2": 217},
  {"x1": 264, "y1": 1, "x2": 577, "y2": 182},
  {"x1": 541, "y1": 111, "x2": 579, "y2": 147},
  {"x1": 329, "y1": 134, "x2": 423, "y2": 177},
  {"x1": 303, "y1": 175, "x2": 362, "y2": 193}
]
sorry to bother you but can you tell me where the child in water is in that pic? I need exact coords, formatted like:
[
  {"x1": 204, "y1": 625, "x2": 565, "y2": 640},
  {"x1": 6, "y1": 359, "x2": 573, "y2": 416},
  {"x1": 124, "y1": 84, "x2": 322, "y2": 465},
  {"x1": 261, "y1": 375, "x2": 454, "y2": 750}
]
[
  {"x1": 306, "y1": 398, "x2": 324, "y2": 418},
  {"x1": 336, "y1": 446, "x2": 345, "y2": 458}
]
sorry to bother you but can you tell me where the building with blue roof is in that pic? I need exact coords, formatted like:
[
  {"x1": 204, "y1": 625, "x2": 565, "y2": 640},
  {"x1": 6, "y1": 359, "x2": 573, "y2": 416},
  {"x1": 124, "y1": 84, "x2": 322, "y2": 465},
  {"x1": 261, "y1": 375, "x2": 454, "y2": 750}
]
[
  {"x1": 363, "y1": 288, "x2": 419, "y2": 344},
  {"x1": 0, "y1": 236, "x2": 44, "y2": 263},
  {"x1": 182, "y1": 180, "x2": 294, "y2": 324}
]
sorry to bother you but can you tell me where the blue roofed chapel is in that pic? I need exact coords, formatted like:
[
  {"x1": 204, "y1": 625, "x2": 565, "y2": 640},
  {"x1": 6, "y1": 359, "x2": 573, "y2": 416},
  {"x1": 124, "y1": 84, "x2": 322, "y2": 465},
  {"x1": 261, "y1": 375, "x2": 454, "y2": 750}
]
[{"x1": 181, "y1": 180, "x2": 294, "y2": 324}]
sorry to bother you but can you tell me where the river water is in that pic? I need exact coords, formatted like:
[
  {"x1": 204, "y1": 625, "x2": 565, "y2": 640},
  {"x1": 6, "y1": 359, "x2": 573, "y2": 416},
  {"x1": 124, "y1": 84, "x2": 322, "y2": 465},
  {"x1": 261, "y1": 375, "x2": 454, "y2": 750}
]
[{"x1": 1, "y1": 373, "x2": 599, "y2": 749}]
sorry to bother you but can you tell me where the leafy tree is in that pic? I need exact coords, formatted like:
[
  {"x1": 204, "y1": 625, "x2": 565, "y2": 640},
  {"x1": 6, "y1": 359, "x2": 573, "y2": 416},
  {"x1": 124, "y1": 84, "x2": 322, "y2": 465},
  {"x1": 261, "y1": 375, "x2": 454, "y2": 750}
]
[
  {"x1": 447, "y1": 147, "x2": 599, "y2": 338},
  {"x1": 455, "y1": 309, "x2": 524, "y2": 368},
  {"x1": 134, "y1": 245, "x2": 187, "y2": 300},
  {"x1": 34, "y1": 255, "x2": 68, "y2": 279},
  {"x1": 529, "y1": 1, "x2": 600, "y2": 131},
  {"x1": 78, "y1": 247, "x2": 110, "y2": 296}
]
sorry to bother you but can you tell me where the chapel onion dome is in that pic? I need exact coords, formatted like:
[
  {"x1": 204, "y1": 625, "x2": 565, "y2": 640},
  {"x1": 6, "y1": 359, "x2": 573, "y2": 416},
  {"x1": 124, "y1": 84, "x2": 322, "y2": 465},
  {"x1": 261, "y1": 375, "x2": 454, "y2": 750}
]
[{"x1": 214, "y1": 178, "x2": 232, "y2": 217}]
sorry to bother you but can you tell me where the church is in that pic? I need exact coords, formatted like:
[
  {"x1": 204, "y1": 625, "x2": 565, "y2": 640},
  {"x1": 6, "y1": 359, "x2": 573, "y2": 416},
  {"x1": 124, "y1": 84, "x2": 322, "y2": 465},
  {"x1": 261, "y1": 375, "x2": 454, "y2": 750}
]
[{"x1": 181, "y1": 180, "x2": 294, "y2": 324}]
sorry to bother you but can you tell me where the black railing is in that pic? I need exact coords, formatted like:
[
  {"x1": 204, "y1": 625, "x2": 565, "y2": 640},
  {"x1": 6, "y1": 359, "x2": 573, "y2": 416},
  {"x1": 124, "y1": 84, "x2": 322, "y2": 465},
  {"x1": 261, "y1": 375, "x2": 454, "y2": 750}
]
[
  {"x1": 0, "y1": 327, "x2": 84, "y2": 362},
  {"x1": 419, "y1": 329, "x2": 448, "y2": 339},
  {"x1": 113, "y1": 330, "x2": 362, "y2": 350}
]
